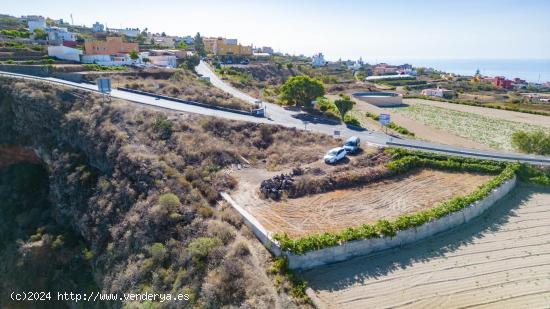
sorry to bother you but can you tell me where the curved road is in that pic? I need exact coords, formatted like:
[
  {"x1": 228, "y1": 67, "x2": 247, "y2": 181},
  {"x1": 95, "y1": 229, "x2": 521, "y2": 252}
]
[{"x1": 1, "y1": 68, "x2": 550, "y2": 166}]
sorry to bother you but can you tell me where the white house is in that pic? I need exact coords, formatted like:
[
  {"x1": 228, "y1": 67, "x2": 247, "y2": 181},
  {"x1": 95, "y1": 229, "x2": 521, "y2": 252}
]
[
  {"x1": 421, "y1": 86, "x2": 454, "y2": 99},
  {"x1": 312, "y1": 53, "x2": 326, "y2": 67},
  {"x1": 110, "y1": 28, "x2": 140, "y2": 37},
  {"x1": 81, "y1": 54, "x2": 132, "y2": 66},
  {"x1": 28, "y1": 17, "x2": 46, "y2": 32},
  {"x1": 46, "y1": 27, "x2": 77, "y2": 42},
  {"x1": 92, "y1": 22, "x2": 105, "y2": 33},
  {"x1": 47, "y1": 45, "x2": 82, "y2": 62}
]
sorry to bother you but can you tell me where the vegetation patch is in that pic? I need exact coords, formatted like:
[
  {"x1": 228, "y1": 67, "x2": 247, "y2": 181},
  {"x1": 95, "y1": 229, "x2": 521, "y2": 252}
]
[
  {"x1": 393, "y1": 103, "x2": 546, "y2": 150},
  {"x1": 364, "y1": 111, "x2": 415, "y2": 136}
]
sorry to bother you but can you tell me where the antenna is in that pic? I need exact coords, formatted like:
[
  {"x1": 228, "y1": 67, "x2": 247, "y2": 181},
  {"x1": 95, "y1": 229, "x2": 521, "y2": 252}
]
[{"x1": 70, "y1": 14, "x2": 74, "y2": 25}]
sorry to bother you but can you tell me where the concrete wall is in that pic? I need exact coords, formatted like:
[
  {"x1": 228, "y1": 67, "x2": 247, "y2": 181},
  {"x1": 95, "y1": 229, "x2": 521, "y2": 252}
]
[
  {"x1": 221, "y1": 193, "x2": 282, "y2": 256},
  {"x1": 223, "y1": 175, "x2": 517, "y2": 270}
]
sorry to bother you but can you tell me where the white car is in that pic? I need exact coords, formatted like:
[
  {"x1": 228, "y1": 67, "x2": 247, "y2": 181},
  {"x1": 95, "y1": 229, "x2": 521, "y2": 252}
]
[{"x1": 324, "y1": 147, "x2": 347, "y2": 164}]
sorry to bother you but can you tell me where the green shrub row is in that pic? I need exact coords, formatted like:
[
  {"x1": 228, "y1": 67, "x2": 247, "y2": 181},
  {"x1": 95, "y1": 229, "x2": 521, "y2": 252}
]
[
  {"x1": 517, "y1": 164, "x2": 550, "y2": 186},
  {"x1": 404, "y1": 94, "x2": 550, "y2": 117},
  {"x1": 364, "y1": 112, "x2": 415, "y2": 136},
  {"x1": 273, "y1": 153, "x2": 518, "y2": 254}
]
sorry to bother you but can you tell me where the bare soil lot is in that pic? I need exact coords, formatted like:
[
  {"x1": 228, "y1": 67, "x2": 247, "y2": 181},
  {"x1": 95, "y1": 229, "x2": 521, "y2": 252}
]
[
  {"x1": 302, "y1": 184, "x2": 550, "y2": 309},
  {"x1": 231, "y1": 168, "x2": 492, "y2": 237}
]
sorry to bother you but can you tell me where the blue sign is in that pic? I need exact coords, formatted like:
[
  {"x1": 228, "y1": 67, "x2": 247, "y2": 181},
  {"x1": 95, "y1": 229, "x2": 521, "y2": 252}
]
[{"x1": 379, "y1": 114, "x2": 391, "y2": 126}]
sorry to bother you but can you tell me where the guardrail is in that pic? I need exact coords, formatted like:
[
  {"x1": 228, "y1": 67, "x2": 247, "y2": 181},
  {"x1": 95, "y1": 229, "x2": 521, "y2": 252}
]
[
  {"x1": 117, "y1": 87, "x2": 264, "y2": 117},
  {"x1": 387, "y1": 141, "x2": 550, "y2": 165}
]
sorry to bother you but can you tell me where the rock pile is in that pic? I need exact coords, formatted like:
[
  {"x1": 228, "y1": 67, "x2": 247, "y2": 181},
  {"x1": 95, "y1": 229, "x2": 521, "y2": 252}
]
[{"x1": 260, "y1": 168, "x2": 302, "y2": 200}]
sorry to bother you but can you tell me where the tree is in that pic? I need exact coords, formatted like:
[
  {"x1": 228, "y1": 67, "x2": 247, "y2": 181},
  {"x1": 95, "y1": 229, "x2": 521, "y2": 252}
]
[
  {"x1": 129, "y1": 50, "x2": 139, "y2": 60},
  {"x1": 194, "y1": 32, "x2": 206, "y2": 57},
  {"x1": 183, "y1": 54, "x2": 200, "y2": 70},
  {"x1": 334, "y1": 95, "x2": 355, "y2": 119},
  {"x1": 176, "y1": 41, "x2": 188, "y2": 50},
  {"x1": 286, "y1": 62, "x2": 293, "y2": 70},
  {"x1": 511, "y1": 130, "x2": 550, "y2": 155},
  {"x1": 33, "y1": 28, "x2": 47, "y2": 40},
  {"x1": 279, "y1": 76, "x2": 325, "y2": 107}
]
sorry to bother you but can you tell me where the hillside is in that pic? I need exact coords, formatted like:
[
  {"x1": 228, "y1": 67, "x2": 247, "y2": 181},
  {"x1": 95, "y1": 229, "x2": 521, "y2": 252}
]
[{"x1": 0, "y1": 77, "x2": 335, "y2": 308}]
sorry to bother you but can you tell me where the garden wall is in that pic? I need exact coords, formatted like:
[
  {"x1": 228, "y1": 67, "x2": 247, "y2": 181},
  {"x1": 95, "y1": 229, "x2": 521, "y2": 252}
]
[{"x1": 223, "y1": 175, "x2": 517, "y2": 270}]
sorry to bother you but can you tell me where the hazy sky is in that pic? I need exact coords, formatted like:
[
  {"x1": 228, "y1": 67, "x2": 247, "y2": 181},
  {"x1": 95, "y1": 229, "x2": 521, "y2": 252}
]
[{"x1": 3, "y1": 0, "x2": 550, "y2": 61}]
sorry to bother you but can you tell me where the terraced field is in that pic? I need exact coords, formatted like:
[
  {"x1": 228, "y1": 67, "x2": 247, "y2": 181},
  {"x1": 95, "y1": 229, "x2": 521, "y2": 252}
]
[
  {"x1": 231, "y1": 169, "x2": 492, "y2": 237},
  {"x1": 303, "y1": 184, "x2": 550, "y2": 309},
  {"x1": 392, "y1": 104, "x2": 547, "y2": 151}
]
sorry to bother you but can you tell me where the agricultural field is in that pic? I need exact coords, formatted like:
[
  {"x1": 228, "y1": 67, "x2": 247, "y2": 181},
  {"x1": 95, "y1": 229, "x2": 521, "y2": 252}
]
[
  {"x1": 392, "y1": 103, "x2": 548, "y2": 151},
  {"x1": 302, "y1": 184, "x2": 550, "y2": 308},
  {"x1": 230, "y1": 167, "x2": 492, "y2": 238}
]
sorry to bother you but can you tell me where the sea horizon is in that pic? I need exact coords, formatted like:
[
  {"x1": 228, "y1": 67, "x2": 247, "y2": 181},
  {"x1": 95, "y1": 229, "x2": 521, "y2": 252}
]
[{"x1": 360, "y1": 58, "x2": 550, "y2": 84}]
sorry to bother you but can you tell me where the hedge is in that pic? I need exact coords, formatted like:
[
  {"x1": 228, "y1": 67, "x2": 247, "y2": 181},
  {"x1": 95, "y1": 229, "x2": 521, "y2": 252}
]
[{"x1": 273, "y1": 151, "x2": 519, "y2": 254}]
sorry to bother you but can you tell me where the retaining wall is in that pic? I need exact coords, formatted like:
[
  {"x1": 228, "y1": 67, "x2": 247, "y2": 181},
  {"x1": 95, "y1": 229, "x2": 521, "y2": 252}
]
[{"x1": 223, "y1": 175, "x2": 517, "y2": 270}]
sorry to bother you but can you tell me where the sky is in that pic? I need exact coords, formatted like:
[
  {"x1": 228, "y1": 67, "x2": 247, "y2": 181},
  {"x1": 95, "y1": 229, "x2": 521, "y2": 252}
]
[{"x1": 3, "y1": 0, "x2": 550, "y2": 61}]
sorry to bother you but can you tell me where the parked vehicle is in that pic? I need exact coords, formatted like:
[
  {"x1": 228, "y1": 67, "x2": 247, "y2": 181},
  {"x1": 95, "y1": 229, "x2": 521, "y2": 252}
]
[
  {"x1": 324, "y1": 147, "x2": 347, "y2": 164},
  {"x1": 343, "y1": 136, "x2": 361, "y2": 154}
]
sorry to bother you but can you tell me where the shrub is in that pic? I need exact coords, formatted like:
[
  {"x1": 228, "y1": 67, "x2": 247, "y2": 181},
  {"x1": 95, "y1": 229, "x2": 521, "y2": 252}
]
[
  {"x1": 188, "y1": 237, "x2": 220, "y2": 258},
  {"x1": 343, "y1": 113, "x2": 361, "y2": 126},
  {"x1": 511, "y1": 130, "x2": 550, "y2": 155},
  {"x1": 152, "y1": 116, "x2": 173, "y2": 139},
  {"x1": 158, "y1": 193, "x2": 180, "y2": 210}
]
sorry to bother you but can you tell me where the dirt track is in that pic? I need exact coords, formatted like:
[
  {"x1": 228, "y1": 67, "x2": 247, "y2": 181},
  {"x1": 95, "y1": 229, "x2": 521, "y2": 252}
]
[
  {"x1": 232, "y1": 169, "x2": 492, "y2": 237},
  {"x1": 302, "y1": 185, "x2": 550, "y2": 309}
]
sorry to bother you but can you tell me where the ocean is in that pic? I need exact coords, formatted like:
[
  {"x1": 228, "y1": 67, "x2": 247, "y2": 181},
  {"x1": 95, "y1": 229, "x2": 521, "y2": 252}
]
[{"x1": 372, "y1": 59, "x2": 550, "y2": 83}]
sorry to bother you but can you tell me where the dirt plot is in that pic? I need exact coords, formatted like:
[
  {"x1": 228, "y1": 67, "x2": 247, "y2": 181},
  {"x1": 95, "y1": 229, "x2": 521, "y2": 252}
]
[
  {"x1": 231, "y1": 169, "x2": 492, "y2": 237},
  {"x1": 302, "y1": 185, "x2": 550, "y2": 309}
]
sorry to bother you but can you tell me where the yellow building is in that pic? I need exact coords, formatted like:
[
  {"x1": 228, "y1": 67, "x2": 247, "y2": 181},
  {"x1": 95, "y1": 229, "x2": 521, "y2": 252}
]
[{"x1": 203, "y1": 37, "x2": 252, "y2": 56}]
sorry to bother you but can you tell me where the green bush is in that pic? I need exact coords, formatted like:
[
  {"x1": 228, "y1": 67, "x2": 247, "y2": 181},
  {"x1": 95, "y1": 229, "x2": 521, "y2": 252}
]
[
  {"x1": 343, "y1": 113, "x2": 361, "y2": 126},
  {"x1": 511, "y1": 130, "x2": 550, "y2": 155},
  {"x1": 188, "y1": 237, "x2": 220, "y2": 258}
]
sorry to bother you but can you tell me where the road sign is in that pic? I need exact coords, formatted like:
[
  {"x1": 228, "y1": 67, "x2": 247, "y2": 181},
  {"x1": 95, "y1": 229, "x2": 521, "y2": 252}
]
[
  {"x1": 379, "y1": 113, "x2": 391, "y2": 126},
  {"x1": 97, "y1": 78, "x2": 111, "y2": 93}
]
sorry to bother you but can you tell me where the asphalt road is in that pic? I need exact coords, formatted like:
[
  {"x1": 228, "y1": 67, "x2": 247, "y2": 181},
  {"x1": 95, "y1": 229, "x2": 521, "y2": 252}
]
[{"x1": 1, "y1": 68, "x2": 549, "y2": 166}]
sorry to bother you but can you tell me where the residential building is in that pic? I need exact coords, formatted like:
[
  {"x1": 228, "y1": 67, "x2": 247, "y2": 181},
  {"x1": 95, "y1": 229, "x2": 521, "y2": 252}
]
[
  {"x1": 27, "y1": 16, "x2": 46, "y2": 32},
  {"x1": 81, "y1": 54, "x2": 132, "y2": 66},
  {"x1": 152, "y1": 36, "x2": 176, "y2": 48},
  {"x1": 92, "y1": 22, "x2": 105, "y2": 33},
  {"x1": 144, "y1": 50, "x2": 177, "y2": 68},
  {"x1": 312, "y1": 53, "x2": 326, "y2": 67},
  {"x1": 203, "y1": 37, "x2": 253, "y2": 56},
  {"x1": 421, "y1": 86, "x2": 455, "y2": 99},
  {"x1": 181, "y1": 36, "x2": 194, "y2": 45},
  {"x1": 493, "y1": 76, "x2": 513, "y2": 89},
  {"x1": 260, "y1": 46, "x2": 274, "y2": 54},
  {"x1": 373, "y1": 63, "x2": 399, "y2": 75},
  {"x1": 109, "y1": 28, "x2": 140, "y2": 37},
  {"x1": 47, "y1": 45, "x2": 82, "y2": 62},
  {"x1": 84, "y1": 37, "x2": 138, "y2": 55},
  {"x1": 46, "y1": 27, "x2": 77, "y2": 42}
]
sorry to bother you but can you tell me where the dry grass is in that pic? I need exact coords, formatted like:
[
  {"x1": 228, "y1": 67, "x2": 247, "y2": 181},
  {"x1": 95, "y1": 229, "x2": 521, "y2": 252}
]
[{"x1": 107, "y1": 69, "x2": 253, "y2": 110}]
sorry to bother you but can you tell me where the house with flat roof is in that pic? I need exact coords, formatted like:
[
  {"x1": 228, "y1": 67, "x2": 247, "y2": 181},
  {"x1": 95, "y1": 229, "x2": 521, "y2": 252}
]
[{"x1": 84, "y1": 37, "x2": 138, "y2": 55}]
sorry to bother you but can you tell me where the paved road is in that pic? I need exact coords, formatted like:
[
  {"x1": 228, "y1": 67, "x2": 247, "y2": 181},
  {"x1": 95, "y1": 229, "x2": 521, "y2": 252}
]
[{"x1": 2, "y1": 69, "x2": 550, "y2": 165}]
